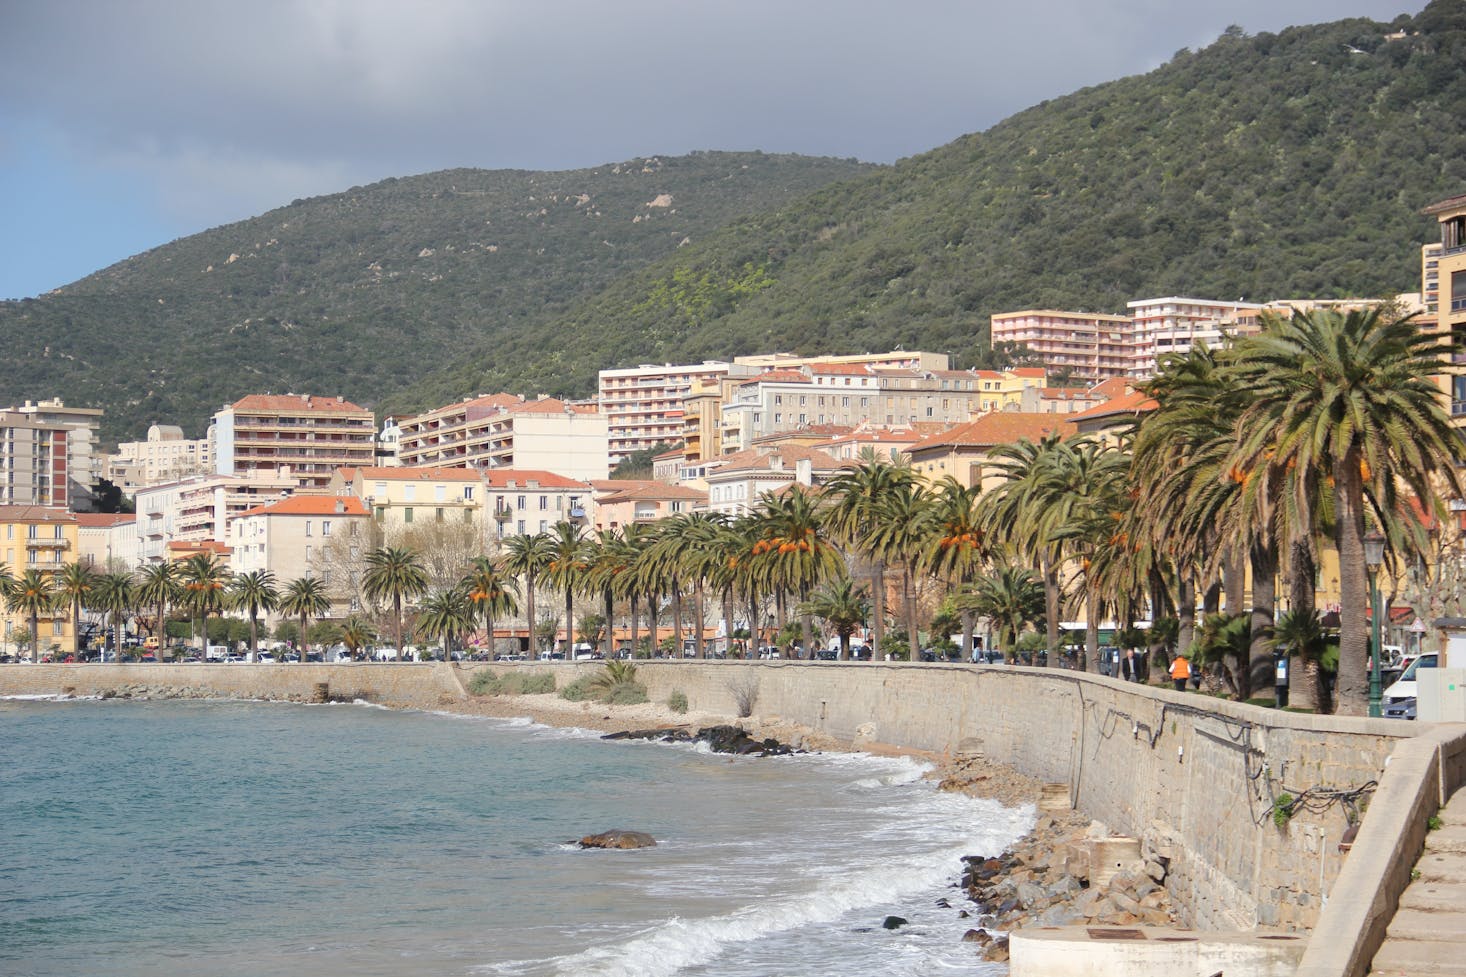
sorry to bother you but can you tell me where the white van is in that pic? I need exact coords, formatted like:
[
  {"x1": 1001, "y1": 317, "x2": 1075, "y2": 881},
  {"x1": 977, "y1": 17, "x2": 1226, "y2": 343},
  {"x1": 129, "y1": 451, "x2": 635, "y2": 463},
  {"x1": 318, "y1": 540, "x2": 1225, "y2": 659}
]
[{"x1": 1383, "y1": 652, "x2": 1438, "y2": 714}]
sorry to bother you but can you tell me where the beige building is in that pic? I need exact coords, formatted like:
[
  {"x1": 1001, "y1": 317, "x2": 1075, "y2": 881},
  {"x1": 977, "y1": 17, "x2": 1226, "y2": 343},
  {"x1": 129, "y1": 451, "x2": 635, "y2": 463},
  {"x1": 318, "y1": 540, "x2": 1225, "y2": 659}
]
[
  {"x1": 0, "y1": 506, "x2": 79, "y2": 656},
  {"x1": 212, "y1": 394, "x2": 376, "y2": 491},
  {"x1": 396, "y1": 394, "x2": 609, "y2": 481},
  {"x1": 591, "y1": 480, "x2": 706, "y2": 531},
  {"x1": 1424, "y1": 193, "x2": 1466, "y2": 421},
  {"x1": 331, "y1": 466, "x2": 485, "y2": 536},
  {"x1": 906, "y1": 414, "x2": 1076, "y2": 490},
  {"x1": 75, "y1": 512, "x2": 138, "y2": 572},
  {"x1": 990, "y1": 310, "x2": 1134, "y2": 382},
  {"x1": 0, "y1": 410, "x2": 75, "y2": 509},
  {"x1": 134, "y1": 469, "x2": 297, "y2": 564},
  {"x1": 6, "y1": 399, "x2": 104, "y2": 511},
  {"x1": 703, "y1": 444, "x2": 843, "y2": 517},
  {"x1": 482, "y1": 468, "x2": 593, "y2": 540},
  {"x1": 229, "y1": 495, "x2": 372, "y2": 618},
  {"x1": 599, "y1": 361, "x2": 757, "y2": 466},
  {"x1": 107, "y1": 424, "x2": 212, "y2": 493}
]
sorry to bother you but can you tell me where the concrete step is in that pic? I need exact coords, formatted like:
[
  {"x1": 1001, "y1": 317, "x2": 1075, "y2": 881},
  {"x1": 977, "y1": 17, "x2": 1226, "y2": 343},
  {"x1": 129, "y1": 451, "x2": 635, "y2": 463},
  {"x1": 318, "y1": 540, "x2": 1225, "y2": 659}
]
[
  {"x1": 1401, "y1": 880, "x2": 1466, "y2": 912},
  {"x1": 1439, "y1": 790, "x2": 1466, "y2": 824},
  {"x1": 1425, "y1": 825, "x2": 1466, "y2": 854},
  {"x1": 1372, "y1": 940, "x2": 1466, "y2": 976},
  {"x1": 1387, "y1": 908, "x2": 1466, "y2": 942},
  {"x1": 1411, "y1": 853, "x2": 1466, "y2": 886}
]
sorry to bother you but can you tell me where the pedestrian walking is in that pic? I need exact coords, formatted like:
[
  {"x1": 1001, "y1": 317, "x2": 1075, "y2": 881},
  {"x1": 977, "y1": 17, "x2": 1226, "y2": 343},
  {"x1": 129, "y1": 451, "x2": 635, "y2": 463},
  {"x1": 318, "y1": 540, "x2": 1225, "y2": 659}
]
[{"x1": 1169, "y1": 653, "x2": 1191, "y2": 691}]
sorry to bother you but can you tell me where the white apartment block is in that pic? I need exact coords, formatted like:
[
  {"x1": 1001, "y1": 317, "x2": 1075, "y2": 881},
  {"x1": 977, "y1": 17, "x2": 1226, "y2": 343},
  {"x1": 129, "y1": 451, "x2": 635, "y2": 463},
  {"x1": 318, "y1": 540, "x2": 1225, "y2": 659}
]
[
  {"x1": 107, "y1": 424, "x2": 212, "y2": 493},
  {"x1": 134, "y1": 469, "x2": 297, "y2": 564},
  {"x1": 396, "y1": 395, "x2": 608, "y2": 481},
  {"x1": 212, "y1": 394, "x2": 376, "y2": 491},
  {"x1": 989, "y1": 310, "x2": 1133, "y2": 382},
  {"x1": 1127, "y1": 297, "x2": 1265, "y2": 377},
  {"x1": 229, "y1": 495, "x2": 372, "y2": 618},
  {"x1": 599, "y1": 362, "x2": 758, "y2": 466},
  {"x1": 702, "y1": 444, "x2": 843, "y2": 517},
  {"x1": 75, "y1": 513, "x2": 139, "y2": 572}
]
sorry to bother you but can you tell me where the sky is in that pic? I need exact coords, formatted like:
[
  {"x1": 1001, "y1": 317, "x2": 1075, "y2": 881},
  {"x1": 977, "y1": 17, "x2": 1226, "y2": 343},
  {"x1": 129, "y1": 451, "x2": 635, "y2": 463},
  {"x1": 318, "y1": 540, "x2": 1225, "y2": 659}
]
[{"x1": 0, "y1": 0, "x2": 1421, "y2": 300}]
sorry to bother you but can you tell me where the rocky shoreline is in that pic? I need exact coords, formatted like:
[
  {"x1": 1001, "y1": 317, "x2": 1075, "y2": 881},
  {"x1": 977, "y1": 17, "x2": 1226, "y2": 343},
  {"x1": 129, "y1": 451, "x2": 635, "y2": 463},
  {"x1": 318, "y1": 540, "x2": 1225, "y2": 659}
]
[{"x1": 49, "y1": 682, "x2": 1186, "y2": 965}]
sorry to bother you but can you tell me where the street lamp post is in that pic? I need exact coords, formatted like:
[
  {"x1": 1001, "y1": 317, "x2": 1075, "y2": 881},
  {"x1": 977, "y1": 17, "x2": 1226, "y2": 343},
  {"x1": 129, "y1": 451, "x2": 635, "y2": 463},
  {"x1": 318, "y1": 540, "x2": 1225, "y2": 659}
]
[{"x1": 1365, "y1": 531, "x2": 1386, "y2": 718}]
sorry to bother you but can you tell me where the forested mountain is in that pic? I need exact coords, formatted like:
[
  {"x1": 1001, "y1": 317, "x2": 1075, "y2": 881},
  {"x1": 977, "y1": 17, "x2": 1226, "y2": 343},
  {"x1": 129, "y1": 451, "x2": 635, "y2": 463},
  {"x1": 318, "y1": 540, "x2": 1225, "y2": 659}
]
[
  {"x1": 410, "y1": 1, "x2": 1466, "y2": 411},
  {"x1": 0, "y1": 153, "x2": 871, "y2": 441},
  {"x1": 5, "y1": 1, "x2": 1465, "y2": 443}
]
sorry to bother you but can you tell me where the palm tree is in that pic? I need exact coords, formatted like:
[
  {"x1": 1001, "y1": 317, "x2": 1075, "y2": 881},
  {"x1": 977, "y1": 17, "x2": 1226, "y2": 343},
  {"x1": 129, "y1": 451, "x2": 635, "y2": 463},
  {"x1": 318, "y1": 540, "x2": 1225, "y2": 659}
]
[
  {"x1": 543, "y1": 522, "x2": 589, "y2": 655},
  {"x1": 1271, "y1": 608, "x2": 1328, "y2": 712},
  {"x1": 867, "y1": 480, "x2": 935, "y2": 661},
  {"x1": 8, "y1": 568, "x2": 57, "y2": 661},
  {"x1": 959, "y1": 562, "x2": 1045, "y2": 662},
  {"x1": 462, "y1": 556, "x2": 519, "y2": 658},
  {"x1": 800, "y1": 577, "x2": 870, "y2": 660},
  {"x1": 648, "y1": 512, "x2": 726, "y2": 658},
  {"x1": 362, "y1": 546, "x2": 429, "y2": 656},
  {"x1": 56, "y1": 562, "x2": 99, "y2": 656},
  {"x1": 179, "y1": 554, "x2": 231, "y2": 654},
  {"x1": 92, "y1": 571, "x2": 135, "y2": 662},
  {"x1": 503, "y1": 532, "x2": 554, "y2": 655},
  {"x1": 1227, "y1": 307, "x2": 1464, "y2": 715},
  {"x1": 229, "y1": 570, "x2": 280, "y2": 659},
  {"x1": 922, "y1": 477, "x2": 988, "y2": 659},
  {"x1": 338, "y1": 616, "x2": 376, "y2": 659},
  {"x1": 135, "y1": 562, "x2": 181, "y2": 655},
  {"x1": 280, "y1": 576, "x2": 331, "y2": 661},
  {"x1": 416, "y1": 587, "x2": 475, "y2": 660},
  {"x1": 825, "y1": 460, "x2": 915, "y2": 653},
  {"x1": 749, "y1": 486, "x2": 841, "y2": 658}
]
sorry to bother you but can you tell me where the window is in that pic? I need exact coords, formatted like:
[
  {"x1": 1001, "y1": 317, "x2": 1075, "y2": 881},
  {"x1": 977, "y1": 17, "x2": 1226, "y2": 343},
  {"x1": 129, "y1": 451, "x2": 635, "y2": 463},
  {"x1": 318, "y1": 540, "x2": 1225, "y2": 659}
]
[
  {"x1": 463, "y1": 486, "x2": 474, "y2": 501},
  {"x1": 304, "y1": 520, "x2": 312, "y2": 537},
  {"x1": 27, "y1": 525, "x2": 37, "y2": 539},
  {"x1": 321, "y1": 520, "x2": 331, "y2": 536},
  {"x1": 517, "y1": 519, "x2": 526, "y2": 535},
  {"x1": 539, "y1": 496, "x2": 549, "y2": 510},
  {"x1": 517, "y1": 495, "x2": 527, "y2": 510},
  {"x1": 53, "y1": 620, "x2": 64, "y2": 636},
  {"x1": 463, "y1": 509, "x2": 473, "y2": 523},
  {"x1": 375, "y1": 506, "x2": 386, "y2": 520},
  {"x1": 374, "y1": 482, "x2": 387, "y2": 496},
  {"x1": 436, "y1": 507, "x2": 445, "y2": 522},
  {"x1": 349, "y1": 546, "x2": 360, "y2": 558},
  {"x1": 403, "y1": 507, "x2": 414, "y2": 523},
  {"x1": 539, "y1": 520, "x2": 548, "y2": 533},
  {"x1": 403, "y1": 485, "x2": 416, "y2": 502},
  {"x1": 305, "y1": 545, "x2": 313, "y2": 562}
]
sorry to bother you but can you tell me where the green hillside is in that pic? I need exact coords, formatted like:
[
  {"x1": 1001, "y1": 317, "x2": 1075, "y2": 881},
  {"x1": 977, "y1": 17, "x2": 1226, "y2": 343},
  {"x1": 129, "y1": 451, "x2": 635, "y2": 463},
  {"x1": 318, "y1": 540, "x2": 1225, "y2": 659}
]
[
  {"x1": 0, "y1": 152, "x2": 871, "y2": 441},
  {"x1": 412, "y1": 1, "x2": 1466, "y2": 409}
]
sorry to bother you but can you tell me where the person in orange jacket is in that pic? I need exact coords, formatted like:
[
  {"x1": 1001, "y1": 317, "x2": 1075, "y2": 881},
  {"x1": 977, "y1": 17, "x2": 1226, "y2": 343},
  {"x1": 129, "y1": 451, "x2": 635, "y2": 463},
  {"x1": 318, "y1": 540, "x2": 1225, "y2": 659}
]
[{"x1": 1169, "y1": 653, "x2": 1191, "y2": 691}]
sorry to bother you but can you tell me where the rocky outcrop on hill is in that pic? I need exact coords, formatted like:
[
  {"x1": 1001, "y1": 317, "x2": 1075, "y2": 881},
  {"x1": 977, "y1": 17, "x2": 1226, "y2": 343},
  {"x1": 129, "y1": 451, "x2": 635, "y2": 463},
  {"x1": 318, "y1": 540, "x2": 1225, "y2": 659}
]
[{"x1": 602, "y1": 724, "x2": 800, "y2": 756}]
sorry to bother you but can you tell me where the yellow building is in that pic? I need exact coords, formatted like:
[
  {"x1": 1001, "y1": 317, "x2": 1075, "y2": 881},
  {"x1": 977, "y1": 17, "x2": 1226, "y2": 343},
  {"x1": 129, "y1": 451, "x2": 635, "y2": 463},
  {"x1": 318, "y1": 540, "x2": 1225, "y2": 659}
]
[
  {"x1": 1424, "y1": 193, "x2": 1466, "y2": 418},
  {"x1": 906, "y1": 413, "x2": 1075, "y2": 490},
  {"x1": 0, "y1": 506, "x2": 80, "y2": 658}
]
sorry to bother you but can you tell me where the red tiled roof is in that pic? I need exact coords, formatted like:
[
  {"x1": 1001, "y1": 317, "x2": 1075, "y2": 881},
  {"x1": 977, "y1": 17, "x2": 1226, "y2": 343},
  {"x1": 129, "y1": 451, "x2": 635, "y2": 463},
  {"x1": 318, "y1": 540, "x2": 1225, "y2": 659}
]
[
  {"x1": 508, "y1": 397, "x2": 572, "y2": 414},
  {"x1": 74, "y1": 513, "x2": 135, "y2": 527},
  {"x1": 596, "y1": 482, "x2": 707, "y2": 503},
  {"x1": 709, "y1": 444, "x2": 843, "y2": 474},
  {"x1": 908, "y1": 414, "x2": 1075, "y2": 452},
  {"x1": 743, "y1": 369, "x2": 811, "y2": 385},
  {"x1": 1087, "y1": 378, "x2": 1133, "y2": 401},
  {"x1": 1068, "y1": 390, "x2": 1158, "y2": 422},
  {"x1": 239, "y1": 496, "x2": 370, "y2": 518},
  {"x1": 231, "y1": 394, "x2": 367, "y2": 413},
  {"x1": 480, "y1": 469, "x2": 588, "y2": 489},
  {"x1": 0, "y1": 506, "x2": 76, "y2": 524},
  {"x1": 1011, "y1": 367, "x2": 1047, "y2": 378}
]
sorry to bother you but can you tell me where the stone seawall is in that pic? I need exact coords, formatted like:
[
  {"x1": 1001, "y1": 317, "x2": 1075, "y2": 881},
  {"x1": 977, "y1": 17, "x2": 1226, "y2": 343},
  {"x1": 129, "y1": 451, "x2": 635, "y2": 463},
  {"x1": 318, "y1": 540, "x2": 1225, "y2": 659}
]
[{"x1": 0, "y1": 659, "x2": 1415, "y2": 936}]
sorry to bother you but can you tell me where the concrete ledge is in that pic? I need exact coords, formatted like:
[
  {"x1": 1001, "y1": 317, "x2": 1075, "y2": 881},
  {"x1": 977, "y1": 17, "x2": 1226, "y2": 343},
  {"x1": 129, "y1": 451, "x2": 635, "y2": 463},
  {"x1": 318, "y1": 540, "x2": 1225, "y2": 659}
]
[
  {"x1": 1294, "y1": 727, "x2": 1459, "y2": 977},
  {"x1": 1010, "y1": 924, "x2": 1305, "y2": 976}
]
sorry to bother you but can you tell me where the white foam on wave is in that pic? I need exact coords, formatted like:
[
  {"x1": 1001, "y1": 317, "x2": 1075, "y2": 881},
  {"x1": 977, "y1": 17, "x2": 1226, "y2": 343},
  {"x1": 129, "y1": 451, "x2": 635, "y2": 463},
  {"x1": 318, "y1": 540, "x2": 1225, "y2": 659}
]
[
  {"x1": 476, "y1": 832, "x2": 998, "y2": 977},
  {"x1": 3, "y1": 692, "x2": 97, "y2": 701}
]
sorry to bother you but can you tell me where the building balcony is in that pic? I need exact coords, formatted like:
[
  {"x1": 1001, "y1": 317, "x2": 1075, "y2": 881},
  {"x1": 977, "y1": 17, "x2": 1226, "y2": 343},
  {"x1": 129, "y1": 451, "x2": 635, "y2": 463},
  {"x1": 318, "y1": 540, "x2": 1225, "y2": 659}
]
[{"x1": 25, "y1": 538, "x2": 70, "y2": 550}]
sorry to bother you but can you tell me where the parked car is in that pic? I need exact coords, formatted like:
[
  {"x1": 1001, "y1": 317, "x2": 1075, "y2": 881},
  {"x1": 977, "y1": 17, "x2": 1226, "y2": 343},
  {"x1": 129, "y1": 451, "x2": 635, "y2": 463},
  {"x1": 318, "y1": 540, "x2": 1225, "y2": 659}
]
[
  {"x1": 1383, "y1": 652, "x2": 1438, "y2": 716},
  {"x1": 223, "y1": 654, "x2": 246, "y2": 664},
  {"x1": 1383, "y1": 697, "x2": 1418, "y2": 721}
]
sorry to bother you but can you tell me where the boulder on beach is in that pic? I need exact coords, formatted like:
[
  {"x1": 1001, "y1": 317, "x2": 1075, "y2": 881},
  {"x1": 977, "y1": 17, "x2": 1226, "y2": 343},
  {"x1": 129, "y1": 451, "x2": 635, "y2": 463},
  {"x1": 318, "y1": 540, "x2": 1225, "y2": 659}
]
[{"x1": 577, "y1": 830, "x2": 657, "y2": 850}]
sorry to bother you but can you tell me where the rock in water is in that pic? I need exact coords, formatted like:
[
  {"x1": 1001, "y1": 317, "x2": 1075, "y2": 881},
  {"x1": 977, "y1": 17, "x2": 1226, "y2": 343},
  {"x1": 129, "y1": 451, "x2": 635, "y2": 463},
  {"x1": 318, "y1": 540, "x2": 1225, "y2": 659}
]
[
  {"x1": 577, "y1": 830, "x2": 657, "y2": 850},
  {"x1": 882, "y1": 915, "x2": 909, "y2": 930}
]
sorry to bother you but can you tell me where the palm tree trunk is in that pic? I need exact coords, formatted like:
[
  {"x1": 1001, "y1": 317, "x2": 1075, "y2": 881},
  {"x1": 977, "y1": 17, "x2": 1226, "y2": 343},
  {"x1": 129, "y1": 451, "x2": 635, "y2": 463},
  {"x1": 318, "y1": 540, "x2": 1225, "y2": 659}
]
[
  {"x1": 32, "y1": 611, "x2": 41, "y2": 661},
  {"x1": 1289, "y1": 530, "x2": 1317, "y2": 618},
  {"x1": 250, "y1": 614, "x2": 259, "y2": 658},
  {"x1": 1040, "y1": 552, "x2": 1060, "y2": 667},
  {"x1": 801, "y1": 583, "x2": 814, "y2": 659},
  {"x1": 486, "y1": 607, "x2": 495, "y2": 658},
  {"x1": 72, "y1": 601, "x2": 82, "y2": 656},
  {"x1": 604, "y1": 587, "x2": 614, "y2": 656},
  {"x1": 870, "y1": 557, "x2": 886, "y2": 654},
  {"x1": 694, "y1": 580, "x2": 706, "y2": 659},
  {"x1": 904, "y1": 567, "x2": 920, "y2": 661},
  {"x1": 564, "y1": 587, "x2": 573, "y2": 656},
  {"x1": 394, "y1": 595, "x2": 403, "y2": 656},
  {"x1": 630, "y1": 593, "x2": 640, "y2": 657},
  {"x1": 1084, "y1": 587, "x2": 1100, "y2": 673},
  {"x1": 671, "y1": 582, "x2": 684, "y2": 658},
  {"x1": 1334, "y1": 454, "x2": 1370, "y2": 716},
  {"x1": 647, "y1": 596, "x2": 660, "y2": 657},
  {"x1": 721, "y1": 589, "x2": 734, "y2": 660},
  {"x1": 1248, "y1": 538, "x2": 1278, "y2": 702},
  {"x1": 524, "y1": 571, "x2": 537, "y2": 656},
  {"x1": 1178, "y1": 574, "x2": 1197, "y2": 659}
]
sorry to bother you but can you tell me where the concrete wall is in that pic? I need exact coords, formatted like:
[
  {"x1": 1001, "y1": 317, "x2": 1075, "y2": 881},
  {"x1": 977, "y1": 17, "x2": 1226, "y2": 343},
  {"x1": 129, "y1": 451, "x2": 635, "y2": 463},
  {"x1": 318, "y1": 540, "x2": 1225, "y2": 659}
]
[{"x1": 0, "y1": 658, "x2": 1439, "y2": 942}]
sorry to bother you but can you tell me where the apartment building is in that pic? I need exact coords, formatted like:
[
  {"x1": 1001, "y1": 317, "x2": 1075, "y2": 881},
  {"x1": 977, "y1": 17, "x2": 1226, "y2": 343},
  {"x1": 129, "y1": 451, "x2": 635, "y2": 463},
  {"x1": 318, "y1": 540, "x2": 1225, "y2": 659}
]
[
  {"x1": 591, "y1": 480, "x2": 706, "y2": 530},
  {"x1": 1127, "y1": 297, "x2": 1265, "y2": 377},
  {"x1": 229, "y1": 495, "x2": 372, "y2": 618},
  {"x1": 75, "y1": 512, "x2": 138, "y2": 572},
  {"x1": 0, "y1": 506, "x2": 80, "y2": 655},
  {"x1": 599, "y1": 361, "x2": 759, "y2": 466},
  {"x1": 703, "y1": 444, "x2": 843, "y2": 517},
  {"x1": 134, "y1": 469, "x2": 297, "y2": 564},
  {"x1": 396, "y1": 395, "x2": 608, "y2": 481},
  {"x1": 0, "y1": 411, "x2": 74, "y2": 509},
  {"x1": 906, "y1": 414, "x2": 1076, "y2": 490},
  {"x1": 330, "y1": 466, "x2": 485, "y2": 536},
  {"x1": 5, "y1": 399, "x2": 104, "y2": 511},
  {"x1": 107, "y1": 424, "x2": 212, "y2": 493},
  {"x1": 212, "y1": 394, "x2": 376, "y2": 491},
  {"x1": 990, "y1": 310, "x2": 1134, "y2": 382}
]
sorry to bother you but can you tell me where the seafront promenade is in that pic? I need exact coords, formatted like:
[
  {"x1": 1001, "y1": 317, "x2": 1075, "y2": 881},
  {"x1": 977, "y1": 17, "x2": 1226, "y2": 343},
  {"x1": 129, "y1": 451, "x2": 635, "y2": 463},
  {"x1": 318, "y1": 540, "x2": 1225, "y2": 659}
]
[{"x1": 5, "y1": 659, "x2": 1461, "y2": 977}]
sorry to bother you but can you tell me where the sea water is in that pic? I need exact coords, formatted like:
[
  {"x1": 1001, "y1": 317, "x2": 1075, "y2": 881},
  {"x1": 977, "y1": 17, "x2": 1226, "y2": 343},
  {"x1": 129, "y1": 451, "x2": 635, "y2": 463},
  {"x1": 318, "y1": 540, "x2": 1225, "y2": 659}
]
[{"x1": 0, "y1": 698, "x2": 1032, "y2": 977}]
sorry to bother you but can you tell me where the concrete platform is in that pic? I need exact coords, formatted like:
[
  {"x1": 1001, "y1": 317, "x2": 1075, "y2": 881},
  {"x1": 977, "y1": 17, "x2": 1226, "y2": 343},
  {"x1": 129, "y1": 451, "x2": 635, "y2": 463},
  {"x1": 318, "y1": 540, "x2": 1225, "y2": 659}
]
[{"x1": 1010, "y1": 925, "x2": 1305, "y2": 977}]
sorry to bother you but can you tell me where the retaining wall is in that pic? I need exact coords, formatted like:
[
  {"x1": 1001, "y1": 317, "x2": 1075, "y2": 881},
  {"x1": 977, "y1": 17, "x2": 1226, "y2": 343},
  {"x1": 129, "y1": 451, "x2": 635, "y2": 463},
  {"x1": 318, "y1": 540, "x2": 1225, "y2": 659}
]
[{"x1": 3, "y1": 658, "x2": 1453, "y2": 954}]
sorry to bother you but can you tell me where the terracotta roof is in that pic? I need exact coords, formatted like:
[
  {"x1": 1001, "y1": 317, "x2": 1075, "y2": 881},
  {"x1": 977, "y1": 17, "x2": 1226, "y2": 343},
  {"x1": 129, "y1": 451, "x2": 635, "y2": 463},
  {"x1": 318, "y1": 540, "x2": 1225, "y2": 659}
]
[
  {"x1": 74, "y1": 513, "x2": 135, "y2": 527},
  {"x1": 0, "y1": 506, "x2": 76, "y2": 524},
  {"x1": 908, "y1": 414, "x2": 1075, "y2": 452},
  {"x1": 1068, "y1": 390, "x2": 1158, "y2": 422},
  {"x1": 1011, "y1": 368, "x2": 1047, "y2": 378},
  {"x1": 708, "y1": 444, "x2": 842, "y2": 475},
  {"x1": 806, "y1": 362, "x2": 873, "y2": 376},
  {"x1": 230, "y1": 394, "x2": 367, "y2": 413},
  {"x1": 1424, "y1": 193, "x2": 1466, "y2": 216},
  {"x1": 742, "y1": 369, "x2": 811, "y2": 385},
  {"x1": 480, "y1": 469, "x2": 588, "y2": 489},
  {"x1": 239, "y1": 496, "x2": 371, "y2": 518},
  {"x1": 507, "y1": 397, "x2": 573, "y2": 414},
  {"x1": 1087, "y1": 378, "x2": 1133, "y2": 401},
  {"x1": 1038, "y1": 387, "x2": 1104, "y2": 400},
  {"x1": 354, "y1": 466, "x2": 483, "y2": 481},
  {"x1": 652, "y1": 448, "x2": 683, "y2": 460},
  {"x1": 596, "y1": 482, "x2": 707, "y2": 503}
]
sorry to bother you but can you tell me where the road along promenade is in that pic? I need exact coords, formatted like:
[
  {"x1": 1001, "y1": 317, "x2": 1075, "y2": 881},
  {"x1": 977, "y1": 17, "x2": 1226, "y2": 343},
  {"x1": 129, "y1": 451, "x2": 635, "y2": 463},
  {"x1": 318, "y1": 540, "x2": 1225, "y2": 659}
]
[{"x1": 4, "y1": 659, "x2": 1460, "y2": 977}]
